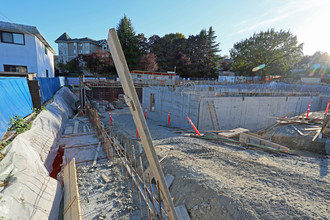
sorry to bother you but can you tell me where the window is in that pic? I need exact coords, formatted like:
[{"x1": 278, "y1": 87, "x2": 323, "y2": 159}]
[
  {"x1": 85, "y1": 43, "x2": 89, "y2": 46},
  {"x1": 85, "y1": 50, "x2": 89, "y2": 54},
  {"x1": 74, "y1": 49, "x2": 76, "y2": 54},
  {"x1": 1, "y1": 31, "x2": 25, "y2": 45},
  {"x1": 45, "y1": 47, "x2": 48, "y2": 55},
  {"x1": 59, "y1": 43, "x2": 63, "y2": 47},
  {"x1": 150, "y1": 93, "x2": 155, "y2": 112},
  {"x1": 4, "y1": 65, "x2": 27, "y2": 72},
  {"x1": 73, "y1": 42, "x2": 76, "y2": 46},
  {"x1": 79, "y1": 50, "x2": 82, "y2": 54},
  {"x1": 103, "y1": 46, "x2": 107, "y2": 50},
  {"x1": 46, "y1": 69, "x2": 49, "y2": 77}
]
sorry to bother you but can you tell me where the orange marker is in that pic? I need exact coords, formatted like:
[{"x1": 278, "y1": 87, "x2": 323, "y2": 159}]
[{"x1": 187, "y1": 116, "x2": 201, "y2": 136}]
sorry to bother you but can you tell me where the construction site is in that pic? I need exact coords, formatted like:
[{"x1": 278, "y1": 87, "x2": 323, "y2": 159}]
[{"x1": 0, "y1": 29, "x2": 330, "y2": 220}]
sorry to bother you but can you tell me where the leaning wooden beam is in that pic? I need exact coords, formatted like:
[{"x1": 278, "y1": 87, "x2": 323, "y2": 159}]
[
  {"x1": 63, "y1": 158, "x2": 82, "y2": 220},
  {"x1": 107, "y1": 28, "x2": 178, "y2": 220},
  {"x1": 239, "y1": 133, "x2": 290, "y2": 152}
]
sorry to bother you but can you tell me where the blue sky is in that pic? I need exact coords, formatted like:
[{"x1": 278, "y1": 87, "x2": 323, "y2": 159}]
[{"x1": 1, "y1": 0, "x2": 329, "y2": 56}]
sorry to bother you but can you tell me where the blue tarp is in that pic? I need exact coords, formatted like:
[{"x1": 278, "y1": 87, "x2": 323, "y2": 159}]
[
  {"x1": 0, "y1": 77, "x2": 33, "y2": 139},
  {"x1": 36, "y1": 77, "x2": 61, "y2": 103}
]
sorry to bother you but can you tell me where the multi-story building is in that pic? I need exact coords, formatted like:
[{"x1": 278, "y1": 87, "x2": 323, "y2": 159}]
[
  {"x1": 55, "y1": 33, "x2": 108, "y2": 64},
  {"x1": 0, "y1": 21, "x2": 55, "y2": 77}
]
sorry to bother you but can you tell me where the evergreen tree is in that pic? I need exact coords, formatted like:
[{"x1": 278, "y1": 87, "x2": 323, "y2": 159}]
[
  {"x1": 207, "y1": 26, "x2": 221, "y2": 73},
  {"x1": 116, "y1": 15, "x2": 140, "y2": 69}
]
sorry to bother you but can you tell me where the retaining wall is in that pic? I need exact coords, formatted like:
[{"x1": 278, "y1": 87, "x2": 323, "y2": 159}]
[{"x1": 143, "y1": 87, "x2": 330, "y2": 132}]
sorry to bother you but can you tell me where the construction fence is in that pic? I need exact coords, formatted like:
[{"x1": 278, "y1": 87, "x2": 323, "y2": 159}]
[{"x1": 0, "y1": 77, "x2": 65, "y2": 139}]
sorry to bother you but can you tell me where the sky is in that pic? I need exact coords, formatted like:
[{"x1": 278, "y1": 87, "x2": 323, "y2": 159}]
[{"x1": 1, "y1": 0, "x2": 330, "y2": 57}]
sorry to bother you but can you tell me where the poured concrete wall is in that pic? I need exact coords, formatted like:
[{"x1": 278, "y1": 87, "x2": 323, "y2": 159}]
[
  {"x1": 143, "y1": 87, "x2": 330, "y2": 132},
  {"x1": 198, "y1": 96, "x2": 329, "y2": 131},
  {"x1": 142, "y1": 87, "x2": 200, "y2": 129}
]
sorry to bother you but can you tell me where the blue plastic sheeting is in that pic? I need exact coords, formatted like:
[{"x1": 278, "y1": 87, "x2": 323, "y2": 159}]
[
  {"x1": 36, "y1": 77, "x2": 61, "y2": 103},
  {"x1": 0, "y1": 77, "x2": 33, "y2": 139}
]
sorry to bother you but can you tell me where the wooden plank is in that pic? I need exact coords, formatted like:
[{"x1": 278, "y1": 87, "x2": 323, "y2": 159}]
[
  {"x1": 211, "y1": 101, "x2": 220, "y2": 130},
  {"x1": 63, "y1": 158, "x2": 82, "y2": 220},
  {"x1": 291, "y1": 125, "x2": 306, "y2": 136},
  {"x1": 61, "y1": 132, "x2": 95, "y2": 138},
  {"x1": 207, "y1": 102, "x2": 216, "y2": 130},
  {"x1": 92, "y1": 142, "x2": 101, "y2": 166},
  {"x1": 101, "y1": 174, "x2": 110, "y2": 183},
  {"x1": 218, "y1": 128, "x2": 249, "y2": 138},
  {"x1": 107, "y1": 28, "x2": 178, "y2": 220},
  {"x1": 73, "y1": 121, "x2": 79, "y2": 134},
  {"x1": 239, "y1": 133, "x2": 290, "y2": 152},
  {"x1": 175, "y1": 204, "x2": 191, "y2": 220},
  {"x1": 63, "y1": 143, "x2": 99, "y2": 149},
  {"x1": 64, "y1": 126, "x2": 74, "y2": 135},
  {"x1": 27, "y1": 80, "x2": 42, "y2": 109}
]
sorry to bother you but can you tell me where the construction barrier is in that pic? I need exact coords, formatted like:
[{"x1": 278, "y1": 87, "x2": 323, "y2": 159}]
[
  {"x1": 109, "y1": 110, "x2": 113, "y2": 125},
  {"x1": 325, "y1": 99, "x2": 330, "y2": 118},
  {"x1": 187, "y1": 116, "x2": 201, "y2": 136},
  {"x1": 306, "y1": 101, "x2": 311, "y2": 118},
  {"x1": 0, "y1": 77, "x2": 33, "y2": 139},
  {"x1": 36, "y1": 77, "x2": 63, "y2": 103}
]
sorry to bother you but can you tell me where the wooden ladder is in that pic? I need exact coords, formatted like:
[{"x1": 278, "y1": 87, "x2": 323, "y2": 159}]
[{"x1": 207, "y1": 101, "x2": 220, "y2": 130}]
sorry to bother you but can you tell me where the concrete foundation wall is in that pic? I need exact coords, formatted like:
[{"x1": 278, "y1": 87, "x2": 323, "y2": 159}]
[
  {"x1": 199, "y1": 96, "x2": 329, "y2": 132},
  {"x1": 143, "y1": 87, "x2": 200, "y2": 128},
  {"x1": 143, "y1": 87, "x2": 330, "y2": 132}
]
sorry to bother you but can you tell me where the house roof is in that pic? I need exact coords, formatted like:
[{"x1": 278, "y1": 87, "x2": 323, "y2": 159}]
[
  {"x1": 0, "y1": 21, "x2": 56, "y2": 54},
  {"x1": 55, "y1": 32, "x2": 71, "y2": 41},
  {"x1": 55, "y1": 32, "x2": 106, "y2": 45}
]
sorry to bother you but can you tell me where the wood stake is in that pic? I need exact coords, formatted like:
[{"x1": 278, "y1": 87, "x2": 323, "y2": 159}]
[{"x1": 108, "y1": 28, "x2": 178, "y2": 220}]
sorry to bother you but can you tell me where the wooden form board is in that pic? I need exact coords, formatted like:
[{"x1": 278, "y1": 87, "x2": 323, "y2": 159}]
[
  {"x1": 63, "y1": 158, "x2": 82, "y2": 220},
  {"x1": 239, "y1": 133, "x2": 290, "y2": 152},
  {"x1": 107, "y1": 28, "x2": 178, "y2": 220},
  {"x1": 27, "y1": 80, "x2": 42, "y2": 109},
  {"x1": 73, "y1": 121, "x2": 79, "y2": 134},
  {"x1": 218, "y1": 128, "x2": 249, "y2": 138}
]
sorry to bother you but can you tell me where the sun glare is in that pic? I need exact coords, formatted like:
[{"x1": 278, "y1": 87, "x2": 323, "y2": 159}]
[{"x1": 298, "y1": 1, "x2": 330, "y2": 55}]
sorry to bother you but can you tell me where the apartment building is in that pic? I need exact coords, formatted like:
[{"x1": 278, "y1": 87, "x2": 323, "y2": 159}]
[
  {"x1": 0, "y1": 21, "x2": 55, "y2": 77},
  {"x1": 55, "y1": 33, "x2": 108, "y2": 64}
]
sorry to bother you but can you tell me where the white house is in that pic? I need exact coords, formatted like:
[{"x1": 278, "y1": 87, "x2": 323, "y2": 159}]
[{"x1": 0, "y1": 21, "x2": 55, "y2": 77}]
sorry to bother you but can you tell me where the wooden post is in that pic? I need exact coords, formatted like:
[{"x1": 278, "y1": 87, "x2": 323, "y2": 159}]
[{"x1": 107, "y1": 28, "x2": 178, "y2": 220}]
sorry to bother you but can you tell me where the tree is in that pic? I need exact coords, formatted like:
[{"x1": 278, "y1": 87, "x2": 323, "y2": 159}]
[
  {"x1": 207, "y1": 27, "x2": 221, "y2": 73},
  {"x1": 137, "y1": 33, "x2": 148, "y2": 54},
  {"x1": 82, "y1": 50, "x2": 115, "y2": 75},
  {"x1": 230, "y1": 29, "x2": 303, "y2": 76},
  {"x1": 137, "y1": 53, "x2": 158, "y2": 71},
  {"x1": 116, "y1": 15, "x2": 140, "y2": 69}
]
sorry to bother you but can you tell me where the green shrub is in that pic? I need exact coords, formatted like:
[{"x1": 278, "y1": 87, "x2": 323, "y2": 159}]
[{"x1": 9, "y1": 115, "x2": 31, "y2": 134}]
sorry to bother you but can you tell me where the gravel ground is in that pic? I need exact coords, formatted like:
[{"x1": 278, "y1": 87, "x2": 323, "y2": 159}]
[
  {"x1": 99, "y1": 107, "x2": 330, "y2": 220},
  {"x1": 77, "y1": 161, "x2": 148, "y2": 220}
]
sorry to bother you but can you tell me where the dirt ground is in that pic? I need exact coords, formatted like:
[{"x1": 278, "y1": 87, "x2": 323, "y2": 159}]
[{"x1": 99, "y1": 107, "x2": 330, "y2": 220}]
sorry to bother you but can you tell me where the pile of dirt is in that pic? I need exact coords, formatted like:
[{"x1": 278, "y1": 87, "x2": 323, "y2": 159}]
[{"x1": 99, "y1": 107, "x2": 330, "y2": 220}]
